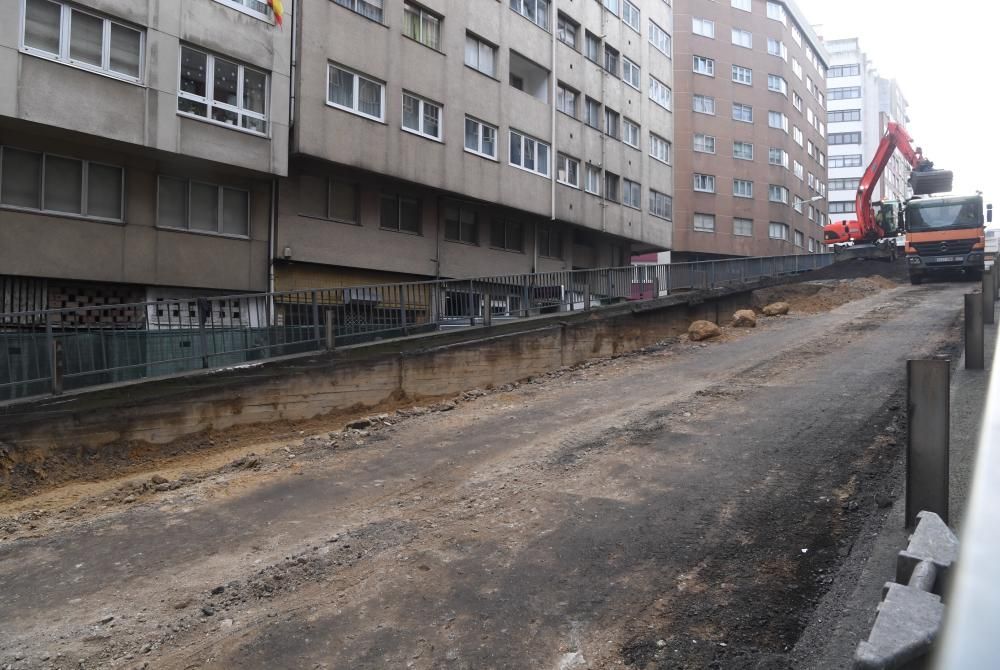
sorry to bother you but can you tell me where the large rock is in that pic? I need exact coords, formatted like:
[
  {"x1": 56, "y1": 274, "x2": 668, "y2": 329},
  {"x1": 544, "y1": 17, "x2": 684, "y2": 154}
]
[
  {"x1": 762, "y1": 302, "x2": 790, "y2": 316},
  {"x1": 688, "y1": 320, "x2": 722, "y2": 341},
  {"x1": 732, "y1": 310, "x2": 757, "y2": 328}
]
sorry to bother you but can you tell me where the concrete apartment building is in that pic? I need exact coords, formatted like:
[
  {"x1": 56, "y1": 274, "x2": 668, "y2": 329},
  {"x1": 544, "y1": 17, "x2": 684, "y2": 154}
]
[
  {"x1": 820, "y1": 37, "x2": 911, "y2": 225},
  {"x1": 0, "y1": 0, "x2": 291, "y2": 314},
  {"x1": 667, "y1": 0, "x2": 829, "y2": 262},
  {"x1": 274, "y1": 0, "x2": 675, "y2": 294}
]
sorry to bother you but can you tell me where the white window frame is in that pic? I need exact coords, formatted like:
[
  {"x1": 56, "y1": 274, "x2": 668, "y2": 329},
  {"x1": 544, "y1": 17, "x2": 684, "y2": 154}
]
[
  {"x1": 693, "y1": 133, "x2": 716, "y2": 154},
  {"x1": 768, "y1": 111, "x2": 788, "y2": 132},
  {"x1": 793, "y1": 160, "x2": 804, "y2": 179},
  {"x1": 733, "y1": 141, "x2": 754, "y2": 161},
  {"x1": 178, "y1": 45, "x2": 270, "y2": 136},
  {"x1": 694, "y1": 213, "x2": 716, "y2": 232},
  {"x1": 693, "y1": 55, "x2": 715, "y2": 77},
  {"x1": 733, "y1": 180, "x2": 753, "y2": 199},
  {"x1": 731, "y1": 28, "x2": 752, "y2": 49},
  {"x1": 650, "y1": 133, "x2": 671, "y2": 164},
  {"x1": 693, "y1": 94, "x2": 715, "y2": 115},
  {"x1": 19, "y1": 0, "x2": 145, "y2": 84},
  {"x1": 332, "y1": 0, "x2": 385, "y2": 22},
  {"x1": 0, "y1": 145, "x2": 126, "y2": 223},
  {"x1": 622, "y1": 57, "x2": 641, "y2": 89},
  {"x1": 585, "y1": 164, "x2": 601, "y2": 195},
  {"x1": 556, "y1": 153, "x2": 580, "y2": 188},
  {"x1": 794, "y1": 229, "x2": 804, "y2": 247},
  {"x1": 326, "y1": 62, "x2": 385, "y2": 122},
  {"x1": 623, "y1": 118, "x2": 640, "y2": 149},
  {"x1": 693, "y1": 173, "x2": 715, "y2": 193},
  {"x1": 732, "y1": 102, "x2": 752, "y2": 123},
  {"x1": 768, "y1": 147, "x2": 789, "y2": 168},
  {"x1": 401, "y1": 92, "x2": 442, "y2": 140},
  {"x1": 403, "y1": 2, "x2": 441, "y2": 50},
  {"x1": 767, "y1": 38, "x2": 787, "y2": 60},
  {"x1": 792, "y1": 126, "x2": 803, "y2": 146},
  {"x1": 509, "y1": 129, "x2": 550, "y2": 177},
  {"x1": 464, "y1": 116, "x2": 497, "y2": 160},
  {"x1": 732, "y1": 65, "x2": 752, "y2": 85},
  {"x1": 767, "y1": 74, "x2": 787, "y2": 96},
  {"x1": 214, "y1": 0, "x2": 275, "y2": 23},
  {"x1": 793, "y1": 196, "x2": 804, "y2": 213},
  {"x1": 734, "y1": 217, "x2": 753, "y2": 236},
  {"x1": 649, "y1": 20, "x2": 671, "y2": 57},
  {"x1": 692, "y1": 17, "x2": 715, "y2": 38},
  {"x1": 510, "y1": 0, "x2": 549, "y2": 30},
  {"x1": 649, "y1": 190, "x2": 672, "y2": 220},
  {"x1": 649, "y1": 76, "x2": 671, "y2": 110},
  {"x1": 769, "y1": 222, "x2": 789, "y2": 240},
  {"x1": 156, "y1": 175, "x2": 251, "y2": 239},
  {"x1": 465, "y1": 33, "x2": 497, "y2": 77},
  {"x1": 768, "y1": 184, "x2": 789, "y2": 204},
  {"x1": 731, "y1": 0, "x2": 751, "y2": 11},
  {"x1": 622, "y1": 1, "x2": 640, "y2": 32},
  {"x1": 766, "y1": 1, "x2": 786, "y2": 24},
  {"x1": 623, "y1": 178, "x2": 641, "y2": 209}
]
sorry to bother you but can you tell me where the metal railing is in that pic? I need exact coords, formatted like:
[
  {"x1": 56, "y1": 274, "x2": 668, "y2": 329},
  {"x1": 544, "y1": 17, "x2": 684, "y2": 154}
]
[{"x1": 0, "y1": 253, "x2": 832, "y2": 402}]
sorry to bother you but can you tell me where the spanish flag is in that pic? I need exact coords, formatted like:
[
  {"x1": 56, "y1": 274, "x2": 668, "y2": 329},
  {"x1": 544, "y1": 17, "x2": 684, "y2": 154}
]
[{"x1": 269, "y1": 0, "x2": 284, "y2": 26}]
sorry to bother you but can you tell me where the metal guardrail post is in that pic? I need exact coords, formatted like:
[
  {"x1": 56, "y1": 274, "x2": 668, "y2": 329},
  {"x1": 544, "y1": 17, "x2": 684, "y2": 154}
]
[
  {"x1": 311, "y1": 290, "x2": 321, "y2": 346},
  {"x1": 399, "y1": 287, "x2": 408, "y2": 335},
  {"x1": 483, "y1": 293, "x2": 492, "y2": 327},
  {"x1": 906, "y1": 359, "x2": 950, "y2": 529},
  {"x1": 468, "y1": 280, "x2": 475, "y2": 326},
  {"x1": 324, "y1": 310, "x2": 335, "y2": 351},
  {"x1": 966, "y1": 293, "x2": 984, "y2": 370},
  {"x1": 50, "y1": 338, "x2": 64, "y2": 395},
  {"x1": 983, "y1": 268, "x2": 996, "y2": 325},
  {"x1": 197, "y1": 298, "x2": 210, "y2": 369}
]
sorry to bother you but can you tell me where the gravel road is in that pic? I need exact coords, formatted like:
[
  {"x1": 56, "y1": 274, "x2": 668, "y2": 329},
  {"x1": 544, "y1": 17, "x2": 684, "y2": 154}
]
[{"x1": 0, "y1": 281, "x2": 966, "y2": 670}]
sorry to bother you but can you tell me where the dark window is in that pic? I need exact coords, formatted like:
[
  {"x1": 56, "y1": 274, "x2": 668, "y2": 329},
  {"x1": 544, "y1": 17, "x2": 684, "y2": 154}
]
[
  {"x1": 605, "y1": 172, "x2": 620, "y2": 202},
  {"x1": 490, "y1": 219, "x2": 524, "y2": 251},
  {"x1": 444, "y1": 204, "x2": 478, "y2": 244},
  {"x1": 299, "y1": 176, "x2": 358, "y2": 223},
  {"x1": 380, "y1": 194, "x2": 421, "y2": 233},
  {"x1": 538, "y1": 225, "x2": 562, "y2": 258}
]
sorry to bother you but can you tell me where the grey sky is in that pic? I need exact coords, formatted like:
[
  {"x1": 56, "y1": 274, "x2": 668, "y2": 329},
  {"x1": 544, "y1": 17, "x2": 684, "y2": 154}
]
[{"x1": 798, "y1": 0, "x2": 999, "y2": 209}]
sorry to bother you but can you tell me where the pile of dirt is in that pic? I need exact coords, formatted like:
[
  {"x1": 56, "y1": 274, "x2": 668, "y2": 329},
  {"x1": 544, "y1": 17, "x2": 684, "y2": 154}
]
[
  {"x1": 797, "y1": 256, "x2": 909, "y2": 282},
  {"x1": 753, "y1": 276, "x2": 899, "y2": 314}
]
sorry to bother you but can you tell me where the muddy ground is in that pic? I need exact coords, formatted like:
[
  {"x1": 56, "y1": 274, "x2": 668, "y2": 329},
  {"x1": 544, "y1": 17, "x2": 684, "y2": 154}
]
[{"x1": 0, "y1": 276, "x2": 966, "y2": 669}]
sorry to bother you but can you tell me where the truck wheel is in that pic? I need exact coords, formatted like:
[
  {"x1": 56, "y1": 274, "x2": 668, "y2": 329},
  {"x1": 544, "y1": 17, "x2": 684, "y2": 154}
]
[{"x1": 910, "y1": 274, "x2": 923, "y2": 285}]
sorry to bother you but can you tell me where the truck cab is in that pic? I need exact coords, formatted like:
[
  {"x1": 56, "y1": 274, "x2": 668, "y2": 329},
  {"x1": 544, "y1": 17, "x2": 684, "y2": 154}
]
[{"x1": 904, "y1": 195, "x2": 990, "y2": 284}]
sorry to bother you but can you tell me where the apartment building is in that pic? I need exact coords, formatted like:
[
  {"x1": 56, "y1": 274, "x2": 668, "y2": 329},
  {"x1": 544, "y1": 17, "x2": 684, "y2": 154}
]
[
  {"x1": 822, "y1": 37, "x2": 911, "y2": 224},
  {"x1": 668, "y1": 0, "x2": 829, "y2": 262},
  {"x1": 0, "y1": 0, "x2": 291, "y2": 313},
  {"x1": 274, "y1": 0, "x2": 675, "y2": 294}
]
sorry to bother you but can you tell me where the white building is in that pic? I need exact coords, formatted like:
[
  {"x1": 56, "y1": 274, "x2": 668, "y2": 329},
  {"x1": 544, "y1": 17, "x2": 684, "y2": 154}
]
[{"x1": 819, "y1": 37, "x2": 911, "y2": 224}]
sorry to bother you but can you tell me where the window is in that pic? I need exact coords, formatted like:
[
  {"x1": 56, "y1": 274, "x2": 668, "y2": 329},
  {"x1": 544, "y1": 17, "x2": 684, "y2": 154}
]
[
  {"x1": 623, "y1": 179, "x2": 641, "y2": 209},
  {"x1": 443, "y1": 204, "x2": 479, "y2": 245},
  {"x1": 793, "y1": 160, "x2": 804, "y2": 179},
  {"x1": 604, "y1": 172, "x2": 620, "y2": 202},
  {"x1": 807, "y1": 139, "x2": 814, "y2": 157},
  {"x1": 694, "y1": 213, "x2": 716, "y2": 232},
  {"x1": 829, "y1": 178, "x2": 861, "y2": 192},
  {"x1": 829, "y1": 201, "x2": 856, "y2": 213},
  {"x1": 732, "y1": 29, "x2": 752, "y2": 48},
  {"x1": 623, "y1": 118, "x2": 640, "y2": 149},
  {"x1": 649, "y1": 20, "x2": 671, "y2": 56},
  {"x1": 509, "y1": 129, "x2": 550, "y2": 176},
  {"x1": 380, "y1": 194, "x2": 421, "y2": 233},
  {"x1": 768, "y1": 185, "x2": 788, "y2": 204},
  {"x1": 585, "y1": 165, "x2": 601, "y2": 195},
  {"x1": 490, "y1": 219, "x2": 524, "y2": 251},
  {"x1": 767, "y1": 38, "x2": 787, "y2": 60},
  {"x1": 509, "y1": 51, "x2": 550, "y2": 102},
  {"x1": 805, "y1": 76, "x2": 813, "y2": 93},
  {"x1": 734, "y1": 218, "x2": 753, "y2": 236},
  {"x1": 178, "y1": 46, "x2": 268, "y2": 134},
  {"x1": 21, "y1": 0, "x2": 144, "y2": 82},
  {"x1": 794, "y1": 229, "x2": 804, "y2": 247},
  {"x1": 693, "y1": 94, "x2": 715, "y2": 115},
  {"x1": 557, "y1": 13, "x2": 578, "y2": 48},
  {"x1": 767, "y1": 74, "x2": 787, "y2": 96},
  {"x1": 622, "y1": 57, "x2": 640, "y2": 89},
  {"x1": 649, "y1": 190, "x2": 672, "y2": 220},
  {"x1": 792, "y1": 126, "x2": 803, "y2": 146},
  {"x1": 584, "y1": 97, "x2": 601, "y2": 129},
  {"x1": 556, "y1": 82, "x2": 578, "y2": 117},
  {"x1": 650, "y1": 134, "x2": 671, "y2": 164},
  {"x1": 733, "y1": 180, "x2": 753, "y2": 199},
  {"x1": 603, "y1": 45, "x2": 619, "y2": 76},
  {"x1": 538, "y1": 225, "x2": 563, "y2": 258},
  {"x1": 792, "y1": 91, "x2": 803, "y2": 112},
  {"x1": 401, "y1": 92, "x2": 441, "y2": 140},
  {"x1": 585, "y1": 31, "x2": 601, "y2": 61},
  {"x1": 791, "y1": 26, "x2": 802, "y2": 45},
  {"x1": 829, "y1": 154, "x2": 863, "y2": 168},
  {"x1": 806, "y1": 107, "x2": 815, "y2": 126},
  {"x1": 623, "y1": 1, "x2": 640, "y2": 31},
  {"x1": 808, "y1": 172, "x2": 816, "y2": 189},
  {"x1": 509, "y1": 0, "x2": 549, "y2": 30},
  {"x1": 768, "y1": 111, "x2": 788, "y2": 132},
  {"x1": 768, "y1": 147, "x2": 789, "y2": 168},
  {"x1": 157, "y1": 176, "x2": 248, "y2": 236},
  {"x1": 693, "y1": 173, "x2": 716, "y2": 193},
  {"x1": 602, "y1": 0, "x2": 619, "y2": 15},
  {"x1": 829, "y1": 64, "x2": 861, "y2": 78},
  {"x1": 649, "y1": 76, "x2": 671, "y2": 110},
  {"x1": 808, "y1": 205, "x2": 814, "y2": 221},
  {"x1": 829, "y1": 132, "x2": 862, "y2": 145},
  {"x1": 733, "y1": 141, "x2": 754, "y2": 161},
  {"x1": 327, "y1": 63, "x2": 384, "y2": 121},
  {"x1": 298, "y1": 176, "x2": 358, "y2": 223},
  {"x1": 693, "y1": 134, "x2": 716, "y2": 154},
  {"x1": 766, "y1": 1, "x2": 786, "y2": 23},
  {"x1": 464, "y1": 116, "x2": 497, "y2": 159},
  {"x1": 1, "y1": 147, "x2": 124, "y2": 222},
  {"x1": 332, "y1": 0, "x2": 384, "y2": 22},
  {"x1": 403, "y1": 2, "x2": 441, "y2": 50},
  {"x1": 465, "y1": 34, "x2": 497, "y2": 76},
  {"x1": 829, "y1": 86, "x2": 862, "y2": 100},
  {"x1": 828, "y1": 109, "x2": 861, "y2": 123},
  {"x1": 604, "y1": 107, "x2": 620, "y2": 138},
  {"x1": 692, "y1": 17, "x2": 715, "y2": 38},
  {"x1": 556, "y1": 153, "x2": 580, "y2": 187},
  {"x1": 769, "y1": 222, "x2": 789, "y2": 240},
  {"x1": 793, "y1": 195, "x2": 803, "y2": 213},
  {"x1": 732, "y1": 102, "x2": 753, "y2": 123},
  {"x1": 808, "y1": 237, "x2": 815, "y2": 252},
  {"x1": 732, "y1": 0, "x2": 751, "y2": 10},
  {"x1": 732, "y1": 65, "x2": 752, "y2": 85},
  {"x1": 693, "y1": 55, "x2": 715, "y2": 76},
  {"x1": 792, "y1": 58, "x2": 802, "y2": 79}
]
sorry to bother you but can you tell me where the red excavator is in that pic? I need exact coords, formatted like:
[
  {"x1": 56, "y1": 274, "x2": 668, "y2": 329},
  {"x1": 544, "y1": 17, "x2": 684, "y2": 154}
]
[{"x1": 822, "y1": 121, "x2": 953, "y2": 260}]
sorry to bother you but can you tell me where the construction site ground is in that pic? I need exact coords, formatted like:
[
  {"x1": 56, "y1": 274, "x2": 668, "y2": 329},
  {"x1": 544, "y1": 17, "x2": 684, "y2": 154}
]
[{"x1": 0, "y1": 264, "x2": 977, "y2": 669}]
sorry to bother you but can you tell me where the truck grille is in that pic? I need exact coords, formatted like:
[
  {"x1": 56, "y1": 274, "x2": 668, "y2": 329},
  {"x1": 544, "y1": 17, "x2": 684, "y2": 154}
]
[{"x1": 912, "y1": 239, "x2": 976, "y2": 256}]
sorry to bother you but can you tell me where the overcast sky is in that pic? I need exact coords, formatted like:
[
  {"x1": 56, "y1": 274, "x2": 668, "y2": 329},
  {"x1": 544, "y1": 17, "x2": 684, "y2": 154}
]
[{"x1": 798, "y1": 0, "x2": 999, "y2": 213}]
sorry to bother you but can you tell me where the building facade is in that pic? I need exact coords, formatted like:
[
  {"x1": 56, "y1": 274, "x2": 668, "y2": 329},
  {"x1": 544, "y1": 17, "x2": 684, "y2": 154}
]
[
  {"x1": 822, "y1": 37, "x2": 911, "y2": 225},
  {"x1": 0, "y1": 0, "x2": 291, "y2": 313},
  {"x1": 274, "y1": 0, "x2": 675, "y2": 293},
  {"x1": 668, "y1": 0, "x2": 829, "y2": 262}
]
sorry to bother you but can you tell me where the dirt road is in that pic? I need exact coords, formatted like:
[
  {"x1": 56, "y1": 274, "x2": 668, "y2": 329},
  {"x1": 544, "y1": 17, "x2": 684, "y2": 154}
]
[{"x1": 0, "y1": 280, "x2": 965, "y2": 669}]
